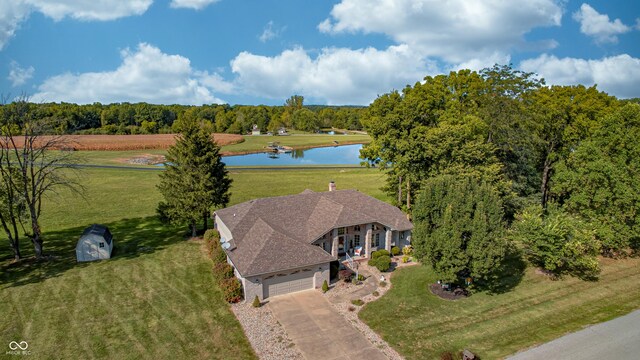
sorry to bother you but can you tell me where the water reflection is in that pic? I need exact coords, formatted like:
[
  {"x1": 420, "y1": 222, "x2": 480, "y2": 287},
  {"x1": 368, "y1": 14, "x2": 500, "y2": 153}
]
[{"x1": 222, "y1": 144, "x2": 363, "y2": 166}]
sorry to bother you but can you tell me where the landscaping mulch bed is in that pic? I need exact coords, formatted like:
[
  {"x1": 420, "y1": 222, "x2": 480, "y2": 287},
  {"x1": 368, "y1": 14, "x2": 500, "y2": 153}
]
[{"x1": 429, "y1": 283, "x2": 470, "y2": 300}]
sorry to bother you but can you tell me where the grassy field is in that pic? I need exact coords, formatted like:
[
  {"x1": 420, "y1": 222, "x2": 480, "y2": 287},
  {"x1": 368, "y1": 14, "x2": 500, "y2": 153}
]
[
  {"x1": 0, "y1": 167, "x2": 386, "y2": 359},
  {"x1": 3, "y1": 164, "x2": 639, "y2": 359},
  {"x1": 359, "y1": 259, "x2": 640, "y2": 360}
]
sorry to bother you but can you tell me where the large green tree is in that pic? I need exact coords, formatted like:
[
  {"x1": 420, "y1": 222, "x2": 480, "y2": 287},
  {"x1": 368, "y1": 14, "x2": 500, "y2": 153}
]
[
  {"x1": 361, "y1": 67, "x2": 536, "y2": 215},
  {"x1": 291, "y1": 108, "x2": 320, "y2": 132},
  {"x1": 552, "y1": 103, "x2": 640, "y2": 256},
  {"x1": 157, "y1": 116, "x2": 232, "y2": 237},
  {"x1": 526, "y1": 85, "x2": 617, "y2": 208},
  {"x1": 412, "y1": 175, "x2": 508, "y2": 284},
  {"x1": 511, "y1": 205, "x2": 600, "y2": 280}
]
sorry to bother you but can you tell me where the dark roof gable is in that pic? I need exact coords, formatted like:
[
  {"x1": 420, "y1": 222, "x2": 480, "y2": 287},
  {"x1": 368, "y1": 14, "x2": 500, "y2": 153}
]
[{"x1": 81, "y1": 224, "x2": 113, "y2": 245}]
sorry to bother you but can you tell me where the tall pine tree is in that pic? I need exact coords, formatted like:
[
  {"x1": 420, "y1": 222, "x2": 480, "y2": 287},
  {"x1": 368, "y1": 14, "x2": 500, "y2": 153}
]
[{"x1": 157, "y1": 116, "x2": 231, "y2": 237}]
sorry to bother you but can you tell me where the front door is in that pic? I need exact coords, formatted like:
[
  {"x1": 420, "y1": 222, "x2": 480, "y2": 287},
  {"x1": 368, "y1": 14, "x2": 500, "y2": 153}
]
[{"x1": 338, "y1": 236, "x2": 345, "y2": 254}]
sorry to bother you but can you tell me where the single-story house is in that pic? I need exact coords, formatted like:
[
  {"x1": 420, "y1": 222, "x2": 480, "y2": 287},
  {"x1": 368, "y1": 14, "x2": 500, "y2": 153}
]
[
  {"x1": 76, "y1": 224, "x2": 113, "y2": 262},
  {"x1": 214, "y1": 183, "x2": 413, "y2": 300}
]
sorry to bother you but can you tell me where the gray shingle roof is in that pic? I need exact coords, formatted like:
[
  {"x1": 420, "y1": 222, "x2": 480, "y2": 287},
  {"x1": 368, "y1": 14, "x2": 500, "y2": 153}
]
[
  {"x1": 81, "y1": 224, "x2": 112, "y2": 245},
  {"x1": 215, "y1": 189, "x2": 412, "y2": 277}
]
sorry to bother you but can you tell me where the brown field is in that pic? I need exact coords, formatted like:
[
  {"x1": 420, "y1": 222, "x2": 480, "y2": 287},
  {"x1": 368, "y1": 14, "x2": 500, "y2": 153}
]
[{"x1": 9, "y1": 133, "x2": 244, "y2": 150}]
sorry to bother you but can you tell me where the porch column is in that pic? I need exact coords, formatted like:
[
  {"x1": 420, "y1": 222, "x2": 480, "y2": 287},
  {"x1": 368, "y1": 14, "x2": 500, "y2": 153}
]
[
  {"x1": 385, "y1": 229, "x2": 392, "y2": 252},
  {"x1": 331, "y1": 229, "x2": 339, "y2": 257},
  {"x1": 365, "y1": 224, "x2": 372, "y2": 258}
]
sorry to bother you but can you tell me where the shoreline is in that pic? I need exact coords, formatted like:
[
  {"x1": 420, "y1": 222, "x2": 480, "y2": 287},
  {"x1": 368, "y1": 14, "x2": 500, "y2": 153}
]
[{"x1": 219, "y1": 140, "x2": 369, "y2": 156}]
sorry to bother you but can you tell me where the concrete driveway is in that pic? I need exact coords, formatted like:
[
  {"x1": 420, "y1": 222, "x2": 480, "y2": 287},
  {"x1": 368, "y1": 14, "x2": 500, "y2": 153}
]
[
  {"x1": 508, "y1": 309, "x2": 640, "y2": 360},
  {"x1": 268, "y1": 290, "x2": 387, "y2": 360}
]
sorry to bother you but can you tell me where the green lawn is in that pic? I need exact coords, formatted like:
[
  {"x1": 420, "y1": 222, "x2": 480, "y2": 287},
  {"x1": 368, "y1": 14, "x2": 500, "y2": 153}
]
[
  {"x1": 0, "y1": 166, "x2": 386, "y2": 359},
  {"x1": 359, "y1": 259, "x2": 640, "y2": 360},
  {"x1": 4, "y1": 164, "x2": 638, "y2": 360},
  {"x1": 74, "y1": 149, "x2": 169, "y2": 167}
]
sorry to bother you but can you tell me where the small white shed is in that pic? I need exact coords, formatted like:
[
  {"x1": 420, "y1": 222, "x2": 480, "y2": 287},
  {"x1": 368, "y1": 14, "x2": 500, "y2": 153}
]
[{"x1": 76, "y1": 224, "x2": 113, "y2": 262}]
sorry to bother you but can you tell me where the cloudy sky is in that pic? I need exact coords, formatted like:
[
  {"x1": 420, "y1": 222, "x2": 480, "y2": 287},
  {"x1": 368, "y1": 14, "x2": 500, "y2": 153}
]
[{"x1": 1, "y1": 0, "x2": 639, "y2": 105}]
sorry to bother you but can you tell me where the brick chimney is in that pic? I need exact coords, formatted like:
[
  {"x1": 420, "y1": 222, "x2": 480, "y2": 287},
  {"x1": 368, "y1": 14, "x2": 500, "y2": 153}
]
[{"x1": 329, "y1": 181, "x2": 336, "y2": 192}]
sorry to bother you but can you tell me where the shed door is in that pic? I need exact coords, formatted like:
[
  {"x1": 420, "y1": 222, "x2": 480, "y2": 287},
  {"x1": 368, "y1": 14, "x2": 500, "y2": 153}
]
[
  {"x1": 264, "y1": 270, "x2": 314, "y2": 298},
  {"x1": 84, "y1": 242, "x2": 99, "y2": 261}
]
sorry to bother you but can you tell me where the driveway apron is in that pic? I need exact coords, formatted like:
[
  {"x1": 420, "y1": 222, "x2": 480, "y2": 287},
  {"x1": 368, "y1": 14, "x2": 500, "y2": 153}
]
[{"x1": 268, "y1": 290, "x2": 388, "y2": 360}]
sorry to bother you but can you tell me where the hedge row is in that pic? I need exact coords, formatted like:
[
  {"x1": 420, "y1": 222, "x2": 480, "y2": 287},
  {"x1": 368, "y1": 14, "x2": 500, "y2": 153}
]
[{"x1": 204, "y1": 229, "x2": 243, "y2": 303}]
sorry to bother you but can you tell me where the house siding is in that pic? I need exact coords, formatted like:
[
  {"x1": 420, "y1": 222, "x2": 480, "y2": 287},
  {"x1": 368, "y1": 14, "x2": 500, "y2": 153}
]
[
  {"x1": 214, "y1": 216, "x2": 233, "y2": 244},
  {"x1": 314, "y1": 263, "x2": 330, "y2": 289},
  {"x1": 311, "y1": 223, "x2": 410, "y2": 257},
  {"x1": 235, "y1": 263, "x2": 330, "y2": 301},
  {"x1": 244, "y1": 275, "x2": 263, "y2": 301}
]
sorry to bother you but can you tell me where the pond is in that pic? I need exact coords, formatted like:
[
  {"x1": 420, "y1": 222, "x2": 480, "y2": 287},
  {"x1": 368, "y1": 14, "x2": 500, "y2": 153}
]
[{"x1": 221, "y1": 144, "x2": 364, "y2": 166}]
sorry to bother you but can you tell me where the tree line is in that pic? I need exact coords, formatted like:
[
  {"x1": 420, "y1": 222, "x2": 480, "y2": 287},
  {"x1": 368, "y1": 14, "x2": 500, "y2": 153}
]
[
  {"x1": 0, "y1": 97, "x2": 366, "y2": 135},
  {"x1": 362, "y1": 64, "x2": 639, "y2": 285}
]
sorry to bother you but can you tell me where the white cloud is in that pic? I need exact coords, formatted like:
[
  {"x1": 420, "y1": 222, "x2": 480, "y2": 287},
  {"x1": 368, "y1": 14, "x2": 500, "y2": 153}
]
[
  {"x1": 259, "y1": 21, "x2": 285, "y2": 43},
  {"x1": 520, "y1": 54, "x2": 640, "y2": 98},
  {"x1": 0, "y1": 1, "x2": 153, "y2": 50},
  {"x1": 33, "y1": 43, "x2": 230, "y2": 105},
  {"x1": 230, "y1": 45, "x2": 435, "y2": 105},
  {"x1": 169, "y1": 0, "x2": 219, "y2": 10},
  {"x1": 24, "y1": 0, "x2": 153, "y2": 21},
  {"x1": 572, "y1": 3, "x2": 631, "y2": 44},
  {"x1": 8, "y1": 61, "x2": 35, "y2": 87},
  {"x1": 0, "y1": 2, "x2": 31, "y2": 50},
  {"x1": 319, "y1": 0, "x2": 562, "y2": 63}
]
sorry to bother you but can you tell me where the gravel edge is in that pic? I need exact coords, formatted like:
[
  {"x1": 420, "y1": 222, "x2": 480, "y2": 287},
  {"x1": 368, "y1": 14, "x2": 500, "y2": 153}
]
[
  {"x1": 230, "y1": 302, "x2": 304, "y2": 360},
  {"x1": 323, "y1": 263, "x2": 405, "y2": 360}
]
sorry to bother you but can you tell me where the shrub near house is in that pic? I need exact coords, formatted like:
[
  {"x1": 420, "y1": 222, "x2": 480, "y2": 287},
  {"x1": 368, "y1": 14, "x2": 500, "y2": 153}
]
[
  {"x1": 368, "y1": 250, "x2": 392, "y2": 272},
  {"x1": 205, "y1": 229, "x2": 243, "y2": 303}
]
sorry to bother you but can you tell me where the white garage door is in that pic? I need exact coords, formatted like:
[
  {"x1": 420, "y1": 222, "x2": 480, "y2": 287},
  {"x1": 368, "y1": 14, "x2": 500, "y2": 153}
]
[{"x1": 264, "y1": 269, "x2": 314, "y2": 298}]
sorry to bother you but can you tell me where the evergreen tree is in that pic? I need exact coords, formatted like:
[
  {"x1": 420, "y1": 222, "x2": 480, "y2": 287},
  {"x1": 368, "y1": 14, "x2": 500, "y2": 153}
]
[
  {"x1": 157, "y1": 117, "x2": 232, "y2": 237},
  {"x1": 413, "y1": 175, "x2": 508, "y2": 285}
]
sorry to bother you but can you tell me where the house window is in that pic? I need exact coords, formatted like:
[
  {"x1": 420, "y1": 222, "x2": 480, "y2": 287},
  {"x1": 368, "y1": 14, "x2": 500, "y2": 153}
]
[
  {"x1": 400, "y1": 232, "x2": 405, "y2": 240},
  {"x1": 354, "y1": 235, "x2": 360, "y2": 247},
  {"x1": 99, "y1": 242, "x2": 105, "y2": 248},
  {"x1": 354, "y1": 225, "x2": 360, "y2": 231},
  {"x1": 337, "y1": 227, "x2": 345, "y2": 235},
  {"x1": 375, "y1": 233, "x2": 380, "y2": 247}
]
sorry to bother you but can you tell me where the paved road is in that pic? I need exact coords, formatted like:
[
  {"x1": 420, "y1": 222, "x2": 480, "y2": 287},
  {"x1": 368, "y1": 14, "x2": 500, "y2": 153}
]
[
  {"x1": 508, "y1": 310, "x2": 640, "y2": 360},
  {"x1": 269, "y1": 290, "x2": 387, "y2": 360}
]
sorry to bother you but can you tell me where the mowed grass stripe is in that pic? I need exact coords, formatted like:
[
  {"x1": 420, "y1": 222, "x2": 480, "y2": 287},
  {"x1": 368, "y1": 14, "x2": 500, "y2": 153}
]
[{"x1": 360, "y1": 257, "x2": 640, "y2": 360}]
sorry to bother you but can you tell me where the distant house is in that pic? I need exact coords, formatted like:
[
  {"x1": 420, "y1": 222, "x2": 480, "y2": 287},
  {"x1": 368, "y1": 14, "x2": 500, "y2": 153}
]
[
  {"x1": 214, "y1": 182, "x2": 412, "y2": 300},
  {"x1": 251, "y1": 124, "x2": 261, "y2": 136},
  {"x1": 76, "y1": 224, "x2": 113, "y2": 262},
  {"x1": 278, "y1": 127, "x2": 289, "y2": 136}
]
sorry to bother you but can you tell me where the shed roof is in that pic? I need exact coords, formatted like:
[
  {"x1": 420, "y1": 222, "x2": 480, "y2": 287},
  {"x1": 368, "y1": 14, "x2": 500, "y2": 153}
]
[
  {"x1": 215, "y1": 189, "x2": 412, "y2": 277},
  {"x1": 81, "y1": 224, "x2": 113, "y2": 245}
]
